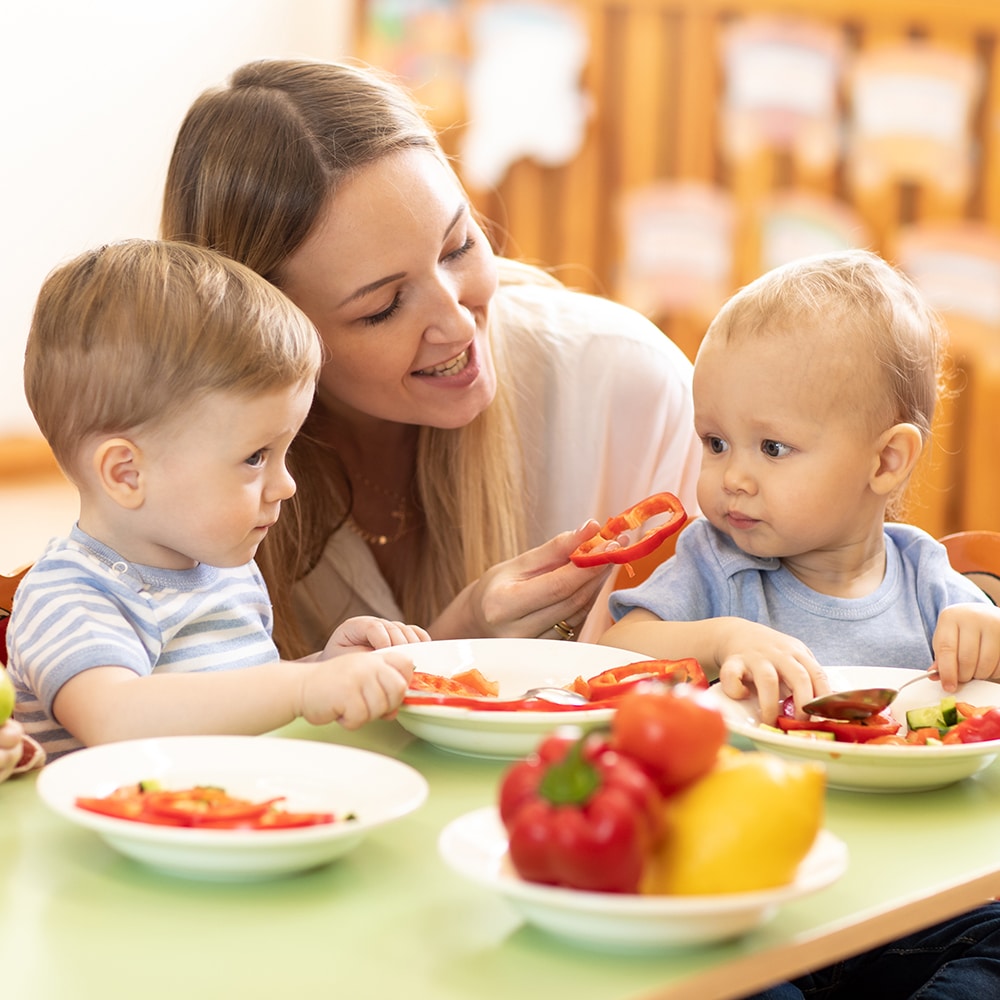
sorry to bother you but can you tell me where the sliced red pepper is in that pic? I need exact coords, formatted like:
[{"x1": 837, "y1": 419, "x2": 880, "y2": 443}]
[
  {"x1": 586, "y1": 658, "x2": 707, "y2": 700},
  {"x1": 570, "y1": 492, "x2": 687, "y2": 568},
  {"x1": 402, "y1": 693, "x2": 619, "y2": 711},
  {"x1": 776, "y1": 713, "x2": 901, "y2": 743},
  {"x1": 498, "y1": 732, "x2": 663, "y2": 893}
]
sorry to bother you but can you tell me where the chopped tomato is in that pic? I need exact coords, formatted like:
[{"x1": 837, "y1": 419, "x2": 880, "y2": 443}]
[
  {"x1": 776, "y1": 712, "x2": 901, "y2": 743},
  {"x1": 408, "y1": 671, "x2": 495, "y2": 697}
]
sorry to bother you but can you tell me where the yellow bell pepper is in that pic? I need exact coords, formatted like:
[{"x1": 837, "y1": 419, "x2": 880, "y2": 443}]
[{"x1": 642, "y1": 750, "x2": 825, "y2": 895}]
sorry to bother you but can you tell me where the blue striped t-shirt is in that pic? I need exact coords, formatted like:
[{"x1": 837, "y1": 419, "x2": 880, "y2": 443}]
[{"x1": 6, "y1": 525, "x2": 277, "y2": 758}]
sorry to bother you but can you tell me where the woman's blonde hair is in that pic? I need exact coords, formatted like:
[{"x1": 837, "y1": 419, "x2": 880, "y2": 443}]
[
  {"x1": 161, "y1": 59, "x2": 529, "y2": 655},
  {"x1": 24, "y1": 239, "x2": 322, "y2": 481},
  {"x1": 703, "y1": 248, "x2": 948, "y2": 517}
]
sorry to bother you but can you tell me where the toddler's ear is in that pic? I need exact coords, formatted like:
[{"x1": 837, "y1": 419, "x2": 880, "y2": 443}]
[
  {"x1": 93, "y1": 438, "x2": 144, "y2": 509},
  {"x1": 871, "y1": 422, "x2": 923, "y2": 496}
]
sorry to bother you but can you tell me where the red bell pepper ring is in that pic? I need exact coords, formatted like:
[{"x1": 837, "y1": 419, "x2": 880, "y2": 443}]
[
  {"x1": 570, "y1": 492, "x2": 687, "y2": 568},
  {"x1": 585, "y1": 658, "x2": 707, "y2": 700},
  {"x1": 498, "y1": 732, "x2": 663, "y2": 893}
]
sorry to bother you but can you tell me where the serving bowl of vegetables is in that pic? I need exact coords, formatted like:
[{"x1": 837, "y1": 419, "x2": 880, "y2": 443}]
[
  {"x1": 37, "y1": 735, "x2": 428, "y2": 880},
  {"x1": 707, "y1": 666, "x2": 1000, "y2": 793}
]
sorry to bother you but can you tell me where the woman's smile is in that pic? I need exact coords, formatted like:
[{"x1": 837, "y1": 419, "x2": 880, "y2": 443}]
[{"x1": 413, "y1": 347, "x2": 470, "y2": 377}]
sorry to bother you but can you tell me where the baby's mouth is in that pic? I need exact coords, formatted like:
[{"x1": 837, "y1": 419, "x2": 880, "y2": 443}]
[{"x1": 414, "y1": 349, "x2": 470, "y2": 376}]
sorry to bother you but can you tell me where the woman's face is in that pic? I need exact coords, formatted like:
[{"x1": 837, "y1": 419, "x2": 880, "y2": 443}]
[{"x1": 279, "y1": 149, "x2": 499, "y2": 430}]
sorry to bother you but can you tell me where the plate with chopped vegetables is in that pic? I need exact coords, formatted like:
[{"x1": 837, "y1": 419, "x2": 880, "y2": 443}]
[
  {"x1": 707, "y1": 666, "x2": 1000, "y2": 793},
  {"x1": 396, "y1": 638, "x2": 705, "y2": 759},
  {"x1": 37, "y1": 735, "x2": 428, "y2": 880}
]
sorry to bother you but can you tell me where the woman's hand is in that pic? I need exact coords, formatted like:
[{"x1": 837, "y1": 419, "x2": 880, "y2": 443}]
[
  {"x1": 323, "y1": 616, "x2": 431, "y2": 655},
  {"x1": 430, "y1": 521, "x2": 615, "y2": 641},
  {"x1": 933, "y1": 602, "x2": 1000, "y2": 690},
  {"x1": 0, "y1": 719, "x2": 25, "y2": 784}
]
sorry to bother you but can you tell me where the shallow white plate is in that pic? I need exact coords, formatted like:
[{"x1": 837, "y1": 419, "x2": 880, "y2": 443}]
[
  {"x1": 396, "y1": 638, "x2": 654, "y2": 758},
  {"x1": 706, "y1": 666, "x2": 1000, "y2": 793},
  {"x1": 37, "y1": 735, "x2": 428, "y2": 880},
  {"x1": 439, "y1": 807, "x2": 847, "y2": 950}
]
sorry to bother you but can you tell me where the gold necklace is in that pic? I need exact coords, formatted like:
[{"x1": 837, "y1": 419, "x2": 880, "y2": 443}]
[{"x1": 347, "y1": 471, "x2": 414, "y2": 546}]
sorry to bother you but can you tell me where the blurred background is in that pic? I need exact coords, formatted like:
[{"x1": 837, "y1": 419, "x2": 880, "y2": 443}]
[{"x1": 3, "y1": 0, "x2": 1000, "y2": 572}]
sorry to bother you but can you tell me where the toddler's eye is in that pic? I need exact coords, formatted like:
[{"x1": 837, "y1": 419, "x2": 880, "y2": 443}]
[
  {"x1": 761, "y1": 440, "x2": 792, "y2": 458},
  {"x1": 245, "y1": 450, "x2": 266, "y2": 468},
  {"x1": 705, "y1": 436, "x2": 728, "y2": 455}
]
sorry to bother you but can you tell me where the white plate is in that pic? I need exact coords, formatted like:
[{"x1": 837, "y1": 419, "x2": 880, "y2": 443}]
[
  {"x1": 439, "y1": 807, "x2": 847, "y2": 951},
  {"x1": 706, "y1": 666, "x2": 1000, "y2": 793},
  {"x1": 396, "y1": 638, "x2": 654, "y2": 758},
  {"x1": 37, "y1": 735, "x2": 428, "y2": 880}
]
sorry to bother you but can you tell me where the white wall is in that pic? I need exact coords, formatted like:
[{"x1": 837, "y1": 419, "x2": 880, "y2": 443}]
[{"x1": 0, "y1": 0, "x2": 354, "y2": 436}]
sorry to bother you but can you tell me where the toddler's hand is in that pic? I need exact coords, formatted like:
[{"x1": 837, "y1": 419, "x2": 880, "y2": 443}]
[
  {"x1": 325, "y1": 616, "x2": 431, "y2": 654},
  {"x1": 933, "y1": 603, "x2": 1000, "y2": 690},
  {"x1": 0, "y1": 719, "x2": 25, "y2": 784},
  {"x1": 715, "y1": 620, "x2": 828, "y2": 726},
  {"x1": 298, "y1": 649, "x2": 414, "y2": 729}
]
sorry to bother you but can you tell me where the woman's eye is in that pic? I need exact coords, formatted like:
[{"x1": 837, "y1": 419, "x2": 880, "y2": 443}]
[
  {"x1": 705, "y1": 436, "x2": 727, "y2": 455},
  {"x1": 761, "y1": 440, "x2": 792, "y2": 458},
  {"x1": 361, "y1": 294, "x2": 402, "y2": 327},
  {"x1": 245, "y1": 450, "x2": 266, "y2": 468},
  {"x1": 444, "y1": 236, "x2": 475, "y2": 262}
]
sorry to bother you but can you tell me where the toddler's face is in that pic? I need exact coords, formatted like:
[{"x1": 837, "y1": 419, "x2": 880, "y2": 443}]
[
  {"x1": 126, "y1": 382, "x2": 314, "y2": 569},
  {"x1": 692, "y1": 331, "x2": 885, "y2": 561}
]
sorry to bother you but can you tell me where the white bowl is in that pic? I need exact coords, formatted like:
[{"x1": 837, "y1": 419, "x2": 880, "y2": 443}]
[
  {"x1": 37, "y1": 735, "x2": 428, "y2": 880},
  {"x1": 706, "y1": 666, "x2": 1000, "y2": 793},
  {"x1": 396, "y1": 638, "x2": 654, "y2": 758},
  {"x1": 439, "y1": 807, "x2": 847, "y2": 951}
]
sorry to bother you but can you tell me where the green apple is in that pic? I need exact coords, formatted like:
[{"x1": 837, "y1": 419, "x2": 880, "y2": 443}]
[{"x1": 0, "y1": 666, "x2": 15, "y2": 725}]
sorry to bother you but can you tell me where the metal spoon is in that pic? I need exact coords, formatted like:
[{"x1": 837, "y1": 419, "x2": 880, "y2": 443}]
[{"x1": 800, "y1": 670, "x2": 939, "y2": 721}]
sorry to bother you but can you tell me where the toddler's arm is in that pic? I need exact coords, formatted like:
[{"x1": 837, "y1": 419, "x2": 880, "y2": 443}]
[
  {"x1": 51, "y1": 648, "x2": 415, "y2": 746},
  {"x1": 599, "y1": 608, "x2": 829, "y2": 724},
  {"x1": 933, "y1": 602, "x2": 1000, "y2": 690}
]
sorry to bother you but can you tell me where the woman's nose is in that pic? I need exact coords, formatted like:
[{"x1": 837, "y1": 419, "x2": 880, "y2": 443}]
[{"x1": 422, "y1": 277, "x2": 479, "y2": 344}]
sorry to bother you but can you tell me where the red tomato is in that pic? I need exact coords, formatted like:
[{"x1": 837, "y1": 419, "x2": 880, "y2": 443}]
[{"x1": 609, "y1": 685, "x2": 727, "y2": 794}]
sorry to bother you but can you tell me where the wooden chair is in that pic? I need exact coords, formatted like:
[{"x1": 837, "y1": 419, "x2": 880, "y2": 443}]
[
  {"x1": 940, "y1": 531, "x2": 1000, "y2": 606},
  {"x1": 0, "y1": 565, "x2": 30, "y2": 667}
]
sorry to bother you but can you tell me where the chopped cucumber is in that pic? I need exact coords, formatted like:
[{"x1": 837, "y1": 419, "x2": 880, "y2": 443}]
[{"x1": 905, "y1": 696, "x2": 962, "y2": 735}]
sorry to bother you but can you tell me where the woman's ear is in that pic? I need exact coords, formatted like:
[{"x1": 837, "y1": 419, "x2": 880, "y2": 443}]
[
  {"x1": 871, "y1": 422, "x2": 924, "y2": 496},
  {"x1": 92, "y1": 438, "x2": 145, "y2": 510}
]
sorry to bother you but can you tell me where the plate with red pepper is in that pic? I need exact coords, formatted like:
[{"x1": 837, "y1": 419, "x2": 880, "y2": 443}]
[
  {"x1": 706, "y1": 666, "x2": 1000, "y2": 793},
  {"x1": 396, "y1": 638, "x2": 706, "y2": 759},
  {"x1": 36, "y1": 735, "x2": 428, "y2": 880}
]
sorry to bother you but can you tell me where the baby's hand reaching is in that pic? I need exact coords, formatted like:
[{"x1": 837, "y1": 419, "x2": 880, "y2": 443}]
[
  {"x1": 715, "y1": 620, "x2": 828, "y2": 726},
  {"x1": 933, "y1": 602, "x2": 1000, "y2": 691},
  {"x1": 298, "y1": 649, "x2": 414, "y2": 729},
  {"x1": 324, "y1": 616, "x2": 431, "y2": 655}
]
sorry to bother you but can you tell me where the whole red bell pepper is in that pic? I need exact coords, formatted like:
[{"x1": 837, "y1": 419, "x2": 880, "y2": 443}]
[
  {"x1": 498, "y1": 731, "x2": 663, "y2": 893},
  {"x1": 570, "y1": 492, "x2": 687, "y2": 568}
]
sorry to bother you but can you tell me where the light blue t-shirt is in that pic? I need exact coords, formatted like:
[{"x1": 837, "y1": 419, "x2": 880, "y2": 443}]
[
  {"x1": 609, "y1": 519, "x2": 991, "y2": 670},
  {"x1": 7, "y1": 525, "x2": 278, "y2": 758}
]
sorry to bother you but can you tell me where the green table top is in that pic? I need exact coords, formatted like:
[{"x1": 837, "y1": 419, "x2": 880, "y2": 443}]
[{"x1": 3, "y1": 719, "x2": 1000, "y2": 1000}]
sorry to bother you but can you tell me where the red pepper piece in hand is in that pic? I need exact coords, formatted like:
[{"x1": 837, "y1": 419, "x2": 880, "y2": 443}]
[
  {"x1": 498, "y1": 732, "x2": 663, "y2": 894},
  {"x1": 570, "y1": 492, "x2": 687, "y2": 568}
]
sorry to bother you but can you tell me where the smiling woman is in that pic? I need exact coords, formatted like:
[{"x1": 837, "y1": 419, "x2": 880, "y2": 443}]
[{"x1": 160, "y1": 57, "x2": 702, "y2": 658}]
